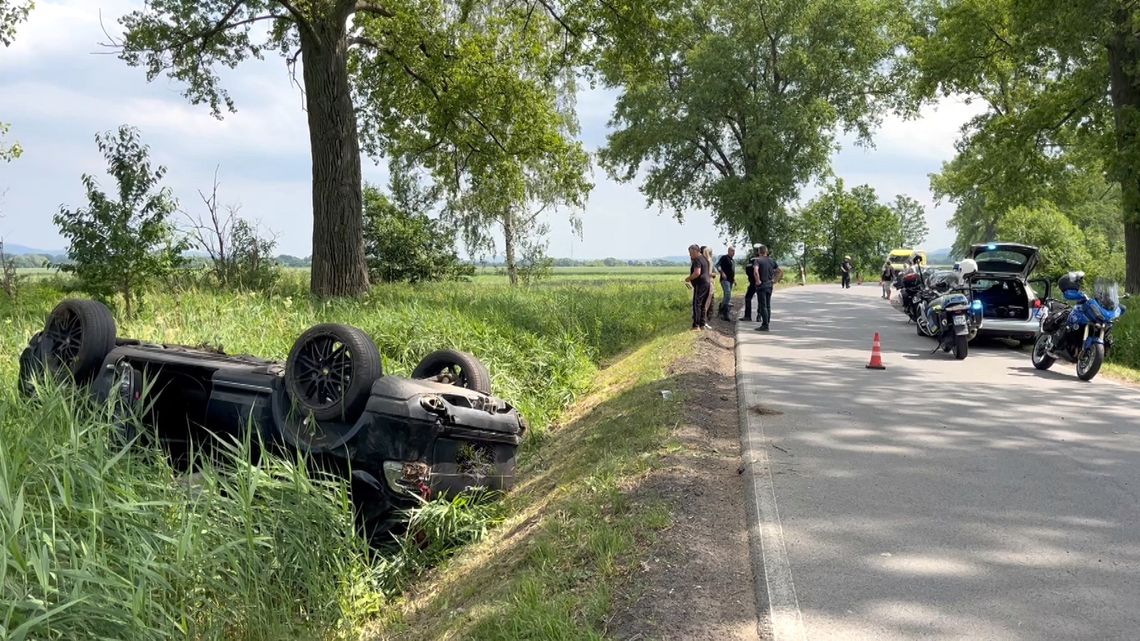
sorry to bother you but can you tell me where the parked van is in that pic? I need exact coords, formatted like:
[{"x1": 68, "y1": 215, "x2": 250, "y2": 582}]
[{"x1": 887, "y1": 249, "x2": 927, "y2": 271}]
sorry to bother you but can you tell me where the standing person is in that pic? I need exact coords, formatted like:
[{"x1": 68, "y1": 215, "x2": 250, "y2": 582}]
[
  {"x1": 684, "y1": 244, "x2": 712, "y2": 330},
  {"x1": 740, "y1": 244, "x2": 761, "y2": 321},
  {"x1": 701, "y1": 246, "x2": 716, "y2": 322},
  {"x1": 840, "y1": 256, "x2": 853, "y2": 289},
  {"x1": 880, "y1": 261, "x2": 896, "y2": 300},
  {"x1": 752, "y1": 245, "x2": 783, "y2": 332},
  {"x1": 717, "y1": 246, "x2": 736, "y2": 321}
]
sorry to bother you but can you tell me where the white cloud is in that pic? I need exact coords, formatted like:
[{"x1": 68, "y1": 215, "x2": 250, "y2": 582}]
[{"x1": 0, "y1": 0, "x2": 137, "y2": 68}]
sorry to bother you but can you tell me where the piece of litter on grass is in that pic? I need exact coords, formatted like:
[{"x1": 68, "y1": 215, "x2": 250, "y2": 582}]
[{"x1": 660, "y1": 390, "x2": 673, "y2": 400}]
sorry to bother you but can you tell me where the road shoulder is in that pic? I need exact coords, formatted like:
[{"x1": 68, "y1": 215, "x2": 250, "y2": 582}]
[{"x1": 609, "y1": 319, "x2": 761, "y2": 641}]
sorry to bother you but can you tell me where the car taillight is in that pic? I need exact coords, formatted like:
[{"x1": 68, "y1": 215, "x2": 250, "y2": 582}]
[{"x1": 1033, "y1": 299, "x2": 1042, "y2": 308}]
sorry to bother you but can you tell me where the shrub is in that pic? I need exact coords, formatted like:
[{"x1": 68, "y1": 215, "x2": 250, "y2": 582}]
[{"x1": 54, "y1": 126, "x2": 187, "y2": 316}]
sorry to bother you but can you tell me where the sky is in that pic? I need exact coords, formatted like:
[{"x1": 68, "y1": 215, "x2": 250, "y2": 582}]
[{"x1": 0, "y1": 0, "x2": 982, "y2": 259}]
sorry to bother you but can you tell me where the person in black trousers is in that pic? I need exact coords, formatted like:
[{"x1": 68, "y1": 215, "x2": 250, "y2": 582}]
[
  {"x1": 752, "y1": 244, "x2": 783, "y2": 331},
  {"x1": 716, "y1": 246, "x2": 736, "y2": 321},
  {"x1": 684, "y1": 244, "x2": 712, "y2": 330},
  {"x1": 840, "y1": 256, "x2": 853, "y2": 289},
  {"x1": 740, "y1": 245, "x2": 761, "y2": 321}
]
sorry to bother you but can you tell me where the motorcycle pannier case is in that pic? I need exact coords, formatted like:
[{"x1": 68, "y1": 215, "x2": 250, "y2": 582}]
[{"x1": 1041, "y1": 308, "x2": 1071, "y2": 333}]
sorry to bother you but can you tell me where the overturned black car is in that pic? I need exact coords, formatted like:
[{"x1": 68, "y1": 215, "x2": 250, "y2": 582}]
[{"x1": 18, "y1": 299, "x2": 526, "y2": 535}]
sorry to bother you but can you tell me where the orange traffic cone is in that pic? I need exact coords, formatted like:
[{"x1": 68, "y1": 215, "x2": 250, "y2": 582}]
[{"x1": 866, "y1": 332, "x2": 886, "y2": 370}]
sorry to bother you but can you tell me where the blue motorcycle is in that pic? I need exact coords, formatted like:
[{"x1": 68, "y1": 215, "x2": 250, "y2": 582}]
[{"x1": 1031, "y1": 271, "x2": 1127, "y2": 381}]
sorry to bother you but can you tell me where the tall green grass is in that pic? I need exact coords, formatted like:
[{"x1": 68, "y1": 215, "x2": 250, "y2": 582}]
[
  {"x1": 0, "y1": 276, "x2": 690, "y2": 639},
  {"x1": 1109, "y1": 309, "x2": 1140, "y2": 370}
]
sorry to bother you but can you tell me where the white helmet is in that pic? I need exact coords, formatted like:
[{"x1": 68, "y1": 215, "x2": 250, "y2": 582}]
[{"x1": 954, "y1": 258, "x2": 978, "y2": 277}]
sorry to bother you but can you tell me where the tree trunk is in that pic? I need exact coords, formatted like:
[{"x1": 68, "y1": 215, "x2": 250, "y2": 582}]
[
  {"x1": 301, "y1": 22, "x2": 369, "y2": 298},
  {"x1": 503, "y1": 210, "x2": 519, "y2": 286},
  {"x1": 1108, "y1": 7, "x2": 1140, "y2": 293}
]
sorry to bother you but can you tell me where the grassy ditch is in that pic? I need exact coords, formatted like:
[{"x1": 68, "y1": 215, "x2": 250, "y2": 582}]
[
  {"x1": 365, "y1": 330, "x2": 696, "y2": 640},
  {"x1": 0, "y1": 279, "x2": 692, "y2": 640}
]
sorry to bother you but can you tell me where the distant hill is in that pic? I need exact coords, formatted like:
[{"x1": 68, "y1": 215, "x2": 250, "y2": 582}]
[{"x1": 1, "y1": 243, "x2": 65, "y2": 256}]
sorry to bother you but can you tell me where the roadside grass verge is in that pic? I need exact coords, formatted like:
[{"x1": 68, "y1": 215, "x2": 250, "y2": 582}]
[{"x1": 364, "y1": 330, "x2": 696, "y2": 640}]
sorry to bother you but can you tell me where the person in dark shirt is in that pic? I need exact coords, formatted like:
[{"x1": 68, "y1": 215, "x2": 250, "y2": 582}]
[
  {"x1": 840, "y1": 256, "x2": 853, "y2": 289},
  {"x1": 752, "y1": 244, "x2": 783, "y2": 332},
  {"x1": 716, "y1": 246, "x2": 736, "y2": 321},
  {"x1": 684, "y1": 244, "x2": 712, "y2": 330},
  {"x1": 880, "y1": 261, "x2": 896, "y2": 300},
  {"x1": 740, "y1": 245, "x2": 762, "y2": 321}
]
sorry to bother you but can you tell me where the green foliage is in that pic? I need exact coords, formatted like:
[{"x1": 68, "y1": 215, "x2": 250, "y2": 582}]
[
  {"x1": 890, "y1": 195, "x2": 930, "y2": 247},
  {"x1": 353, "y1": 6, "x2": 592, "y2": 282},
  {"x1": 906, "y1": 0, "x2": 1140, "y2": 290},
  {"x1": 598, "y1": 0, "x2": 909, "y2": 254},
  {"x1": 800, "y1": 181, "x2": 906, "y2": 277},
  {"x1": 1111, "y1": 311, "x2": 1140, "y2": 371},
  {"x1": 996, "y1": 203, "x2": 1093, "y2": 280},
  {"x1": 53, "y1": 126, "x2": 187, "y2": 316},
  {"x1": 0, "y1": 240, "x2": 22, "y2": 301},
  {"x1": 0, "y1": 0, "x2": 32, "y2": 47},
  {"x1": 0, "y1": 122, "x2": 20, "y2": 162},
  {"x1": 362, "y1": 176, "x2": 473, "y2": 284}
]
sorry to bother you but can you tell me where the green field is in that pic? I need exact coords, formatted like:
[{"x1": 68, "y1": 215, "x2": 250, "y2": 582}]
[{"x1": 0, "y1": 272, "x2": 692, "y2": 640}]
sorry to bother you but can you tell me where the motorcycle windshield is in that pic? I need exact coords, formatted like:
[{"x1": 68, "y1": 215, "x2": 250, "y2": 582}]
[{"x1": 1094, "y1": 280, "x2": 1122, "y2": 312}]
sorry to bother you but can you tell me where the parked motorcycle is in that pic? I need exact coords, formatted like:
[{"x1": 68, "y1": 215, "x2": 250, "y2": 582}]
[
  {"x1": 917, "y1": 260, "x2": 984, "y2": 359},
  {"x1": 1031, "y1": 271, "x2": 1127, "y2": 381},
  {"x1": 898, "y1": 271, "x2": 925, "y2": 322}
]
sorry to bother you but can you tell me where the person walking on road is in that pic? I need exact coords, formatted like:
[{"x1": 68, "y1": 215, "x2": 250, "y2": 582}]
[
  {"x1": 840, "y1": 256, "x2": 853, "y2": 289},
  {"x1": 717, "y1": 246, "x2": 736, "y2": 321},
  {"x1": 880, "y1": 261, "x2": 896, "y2": 300},
  {"x1": 752, "y1": 245, "x2": 783, "y2": 332},
  {"x1": 740, "y1": 245, "x2": 762, "y2": 321},
  {"x1": 685, "y1": 244, "x2": 712, "y2": 330}
]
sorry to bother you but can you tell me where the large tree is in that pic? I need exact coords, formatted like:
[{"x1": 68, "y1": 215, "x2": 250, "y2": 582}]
[
  {"x1": 351, "y1": 5, "x2": 592, "y2": 286},
  {"x1": 597, "y1": 0, "x2": 907, "y2": 254},
  {"x1": 908, "y1": 0, "x2": 1140, "y2": 291},
  {"x1": 889, "y1": 194, "x2": 930, "y2": 248},
  {"x1": 799, "y1": 181, "x2": 904, "y2": 279},
  {"x1": 114, "y1": 0, "x2": 588, "y2": 297}
]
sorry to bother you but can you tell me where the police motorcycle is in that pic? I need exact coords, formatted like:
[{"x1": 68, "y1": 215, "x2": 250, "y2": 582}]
[
  {"x1": 916, "y1": 259, "x2": 984, "y2": 360},
  {"x1": 1031, "y1": 271, "x2": 1127, "y2": 381}
]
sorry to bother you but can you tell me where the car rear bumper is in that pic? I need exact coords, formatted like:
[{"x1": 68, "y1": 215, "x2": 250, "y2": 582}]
[{"x1": 977, "y1": 317, "x2": 1039, "y2": 339}]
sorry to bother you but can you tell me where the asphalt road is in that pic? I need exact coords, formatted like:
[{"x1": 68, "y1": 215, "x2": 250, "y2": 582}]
[{"x1": 736, "y1": 284, "x2": 1140, "y2": 641}]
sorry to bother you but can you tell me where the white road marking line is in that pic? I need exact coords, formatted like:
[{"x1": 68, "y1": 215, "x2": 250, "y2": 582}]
[{"x1": 736, "y1": 326, "x2": 808, "y2": 641}]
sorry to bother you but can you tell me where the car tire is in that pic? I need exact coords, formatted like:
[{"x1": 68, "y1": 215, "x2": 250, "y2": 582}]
[
  {"x1": 285, "y1": 324, "x2": 382, "y2": 422},
  {"x1": 40, "y1": 299, "x2": 117, "y2": 383},
  {"x1": 412, "y1": 349, "x2": 492, "y2": 395},
  {"x1": 1031, "y1": 334, "x2": 1055, "y2": 370}
]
